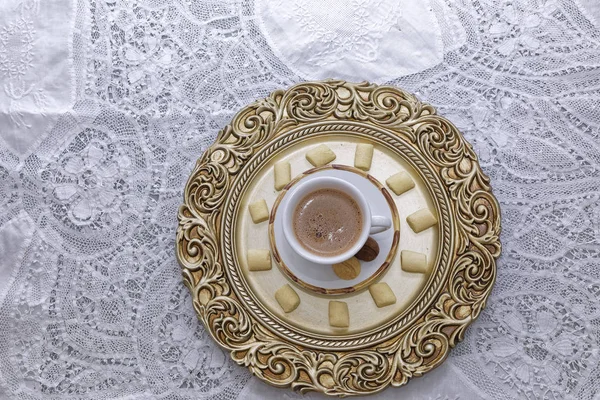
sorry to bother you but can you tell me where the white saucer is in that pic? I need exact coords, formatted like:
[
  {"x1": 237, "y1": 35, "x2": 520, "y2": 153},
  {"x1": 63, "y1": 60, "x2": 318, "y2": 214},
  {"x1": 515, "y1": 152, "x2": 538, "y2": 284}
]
[{"x1": 269, "y1": 166, "x2": 400, "y2": 295}]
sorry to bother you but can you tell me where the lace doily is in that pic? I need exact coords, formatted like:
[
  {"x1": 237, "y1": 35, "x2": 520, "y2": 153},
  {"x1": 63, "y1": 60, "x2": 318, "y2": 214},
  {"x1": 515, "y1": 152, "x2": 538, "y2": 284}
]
[
  {"x1": 0, "y1": 0, "x2": 599, "y2": 398},
  {"x1": 254, "y1": 0, "x2": 460, "y2": 81}
]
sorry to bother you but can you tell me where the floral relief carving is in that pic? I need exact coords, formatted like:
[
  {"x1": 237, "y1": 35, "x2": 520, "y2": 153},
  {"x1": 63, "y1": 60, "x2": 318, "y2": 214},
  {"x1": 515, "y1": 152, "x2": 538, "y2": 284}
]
[{"x1": 176, "y1": 81, "x2": 501, "y2": 396}]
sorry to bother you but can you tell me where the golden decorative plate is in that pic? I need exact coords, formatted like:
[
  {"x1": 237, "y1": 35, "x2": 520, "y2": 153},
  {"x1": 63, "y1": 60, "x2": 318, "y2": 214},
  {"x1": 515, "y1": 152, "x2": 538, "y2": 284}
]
[{"x1": 176, "y1": 80, "x2": 501, "y2": 396}]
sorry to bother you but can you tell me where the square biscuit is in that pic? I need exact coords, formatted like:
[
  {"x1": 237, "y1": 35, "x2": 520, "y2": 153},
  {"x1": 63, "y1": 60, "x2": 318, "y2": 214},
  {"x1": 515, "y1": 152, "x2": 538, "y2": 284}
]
[
  {"x1": 401, "y1": 250, "x2": 428, "y2": 274},
  {"x1": 328, "y1": 301, "x2": 349, "y2": 328},
  {"x1": 306, "y1": 144, "x2": 336, "y2": 167},
  {"x1": 248, "y1": 199, "x2": 269, "y2": 224},
  {"x1": 386, "y1": 172, "x2": 415, "y2": 196},
  {"x1": 247, "y1": 249, "x2": 272, "y2": 271},
  {"x1": 406, "y1": 209, "x2": 437, "y2": 233},
  {"x1": 274, "y1": 161, "x2": 291, "y2": 191},
  {"x1": 354, "y1": 143, "x2": 374, "y2": 171},
  {"x1": 274, "y1": 284, "x2": 300, "y2": 313},
  {"x1": 368, "y1": 283, "x2": 396, "y2": 308}
]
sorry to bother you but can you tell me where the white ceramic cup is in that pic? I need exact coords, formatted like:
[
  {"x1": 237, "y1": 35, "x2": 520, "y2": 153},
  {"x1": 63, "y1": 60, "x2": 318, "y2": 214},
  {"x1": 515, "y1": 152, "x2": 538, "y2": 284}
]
[{"x1": 282, "y1": 176, "x2": 391, "y2": 265}]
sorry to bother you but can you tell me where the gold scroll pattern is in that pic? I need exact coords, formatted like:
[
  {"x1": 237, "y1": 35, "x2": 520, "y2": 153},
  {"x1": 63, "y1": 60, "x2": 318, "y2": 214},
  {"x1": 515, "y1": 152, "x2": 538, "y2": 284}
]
[{"x1": 176, "y1": 80, "x2": 501, "y2": 396}]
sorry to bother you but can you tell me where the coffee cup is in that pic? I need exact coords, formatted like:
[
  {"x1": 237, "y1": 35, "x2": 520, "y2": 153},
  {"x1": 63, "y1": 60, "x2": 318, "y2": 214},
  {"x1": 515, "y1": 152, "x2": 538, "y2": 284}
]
[{"x1": 282, "y1": 175, "x2": 391, "y2": 264}]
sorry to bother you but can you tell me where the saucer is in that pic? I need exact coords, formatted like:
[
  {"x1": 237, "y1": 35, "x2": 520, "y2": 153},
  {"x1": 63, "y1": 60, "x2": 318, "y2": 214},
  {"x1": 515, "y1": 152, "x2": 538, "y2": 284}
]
[{"x1": 269, "y1": 165, "x2": 400, "y2": 295}]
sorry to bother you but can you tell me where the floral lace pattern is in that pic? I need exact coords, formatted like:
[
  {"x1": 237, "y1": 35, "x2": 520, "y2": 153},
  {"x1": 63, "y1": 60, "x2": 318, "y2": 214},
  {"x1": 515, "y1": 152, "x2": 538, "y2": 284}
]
[
  {"x1": 255, "y1": 0, "x2": 450, "y2": 81},
  {"x1": 0, "y1": 0, "x2": 599, "y2": 398},
  {"x1": 0, "y1": 0, "x2": 74, "y2": 156}
]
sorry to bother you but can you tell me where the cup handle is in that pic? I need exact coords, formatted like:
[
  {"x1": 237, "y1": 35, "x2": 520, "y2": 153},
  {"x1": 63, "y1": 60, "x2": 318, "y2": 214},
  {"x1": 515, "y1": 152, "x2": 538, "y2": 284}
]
[{"x1": 369, "y1": 216, "x2": 392, "y2": 234}]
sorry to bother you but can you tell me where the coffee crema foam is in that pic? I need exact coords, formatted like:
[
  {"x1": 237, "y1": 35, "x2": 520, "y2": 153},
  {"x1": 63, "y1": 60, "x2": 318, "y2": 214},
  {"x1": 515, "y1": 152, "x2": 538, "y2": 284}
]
[{"x1": 292, "y1": 189, "x2": 363, "y2": 257}]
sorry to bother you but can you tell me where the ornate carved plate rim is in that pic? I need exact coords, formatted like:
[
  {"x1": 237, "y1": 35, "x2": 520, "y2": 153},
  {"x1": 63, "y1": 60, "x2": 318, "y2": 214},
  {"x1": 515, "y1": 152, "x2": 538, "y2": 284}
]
[{"x1": 176, "y1": 80, "x2": 502, "y2": 396}]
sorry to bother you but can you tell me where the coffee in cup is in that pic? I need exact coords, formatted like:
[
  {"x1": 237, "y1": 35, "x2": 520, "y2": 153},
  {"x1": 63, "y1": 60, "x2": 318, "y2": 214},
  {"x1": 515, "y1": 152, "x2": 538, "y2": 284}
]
[
  {"x1": 292, "y1": 188, "x2": 363, "y2": 257},
  {"x1": 282, "y1": 176, "x2": 391, "y2": 264}
]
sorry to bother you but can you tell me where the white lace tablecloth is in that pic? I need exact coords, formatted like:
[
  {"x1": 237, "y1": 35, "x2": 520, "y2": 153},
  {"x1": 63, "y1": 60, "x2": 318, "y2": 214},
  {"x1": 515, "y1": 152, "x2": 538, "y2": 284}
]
[{"x1": 1, "y1": 0, "x2": 599, "y2": 399}]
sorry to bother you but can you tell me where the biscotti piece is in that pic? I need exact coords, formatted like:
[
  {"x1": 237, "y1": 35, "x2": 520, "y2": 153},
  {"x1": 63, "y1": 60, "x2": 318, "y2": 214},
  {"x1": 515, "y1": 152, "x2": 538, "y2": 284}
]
[
  {"x1": 306, "y1": 144, "x2": 336, "y2": 167},
  {"x1": 368, "y1": 283, "x2": 397, "y2": 307},
  {"x1": 248, "y1": 199, "x2": 269, "y2": 224},
  {"x1": 401, "y1": 250, "x2": 428, "y2": 273},
  {"x1": 274, "y1": 284, "x2": 300, "y2": 313},
  {"x1": 406, "y1": 209, "x2": 437, "y2": 233},
  {"x1": 386, "y1": 172, "x2": 415, "y2": 196},
  {"x1": 329, "y1": 301, "x2": 349, "y2": 328},
  {"x1": 354, "y1": 143, "x2": 374, "y2": 171},
  {"x1": 247, "y1": 249, "x2": 272, "y2": 271},
  {"x1": 274, "y1": 161, "x2": 291, "y2": 191}
]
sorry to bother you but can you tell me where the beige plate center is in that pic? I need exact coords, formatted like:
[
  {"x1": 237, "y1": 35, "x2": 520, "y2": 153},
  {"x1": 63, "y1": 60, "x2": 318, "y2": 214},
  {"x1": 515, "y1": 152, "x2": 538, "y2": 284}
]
[{"x1": 235, "y1": 136, "x2": 439, "y2": 336}]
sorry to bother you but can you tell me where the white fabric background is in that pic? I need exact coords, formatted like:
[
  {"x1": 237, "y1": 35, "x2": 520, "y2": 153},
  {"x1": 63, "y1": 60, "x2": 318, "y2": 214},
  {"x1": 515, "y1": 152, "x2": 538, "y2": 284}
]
[{"x1": 0, "y1": 0, "x2": 599, "y2": 399}]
